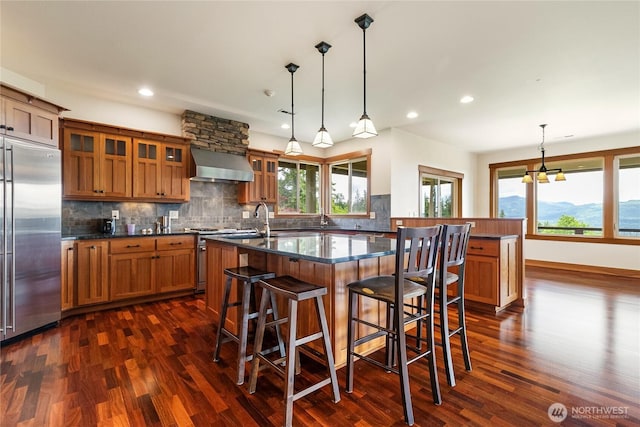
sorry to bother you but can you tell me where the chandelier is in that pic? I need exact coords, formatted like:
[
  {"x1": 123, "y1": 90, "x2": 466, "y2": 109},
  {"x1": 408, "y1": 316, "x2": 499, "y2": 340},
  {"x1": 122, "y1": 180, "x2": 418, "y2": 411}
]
[{"x1": 522, "y1": 124, "x2": 566, "y2": 184}]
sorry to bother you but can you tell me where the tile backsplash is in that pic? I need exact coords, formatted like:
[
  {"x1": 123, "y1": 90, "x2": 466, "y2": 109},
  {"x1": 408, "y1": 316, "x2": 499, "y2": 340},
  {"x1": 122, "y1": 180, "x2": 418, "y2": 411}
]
[{"x1": 62, "y1": 182, "x2": 391, "y2": 235}]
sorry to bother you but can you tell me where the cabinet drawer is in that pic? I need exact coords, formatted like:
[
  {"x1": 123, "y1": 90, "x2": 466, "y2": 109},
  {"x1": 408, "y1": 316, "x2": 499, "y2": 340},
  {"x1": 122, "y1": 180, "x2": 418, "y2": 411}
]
[
  {"x1": 467, "y1": 239, "x2": 499, "y2": 257},
  {"x1": 157, "y1": 235, "x2": 195, "y2": 251},
  {"x1": 110, "y1": 237, "x2": 156, "y2": 254}
]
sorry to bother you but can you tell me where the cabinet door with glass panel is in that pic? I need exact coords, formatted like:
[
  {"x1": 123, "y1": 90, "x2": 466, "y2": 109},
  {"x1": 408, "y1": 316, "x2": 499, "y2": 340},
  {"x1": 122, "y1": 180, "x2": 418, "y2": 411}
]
[
  {"x1": 63, "y1": 128, "x2": 132, "y2": 199},
  {"x1": 133, "y1": 139, "x2": 189, "y2": 202}
]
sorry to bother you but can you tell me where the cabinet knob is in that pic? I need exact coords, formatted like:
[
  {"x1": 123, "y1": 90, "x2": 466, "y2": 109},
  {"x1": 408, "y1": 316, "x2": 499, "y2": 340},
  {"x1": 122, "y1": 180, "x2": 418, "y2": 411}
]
[
  {"x1": 6, "y1": 126, "x2": 14, "y2": 131},
  {"x1": 90, "y1": 245, "x2": 96, "y2": 249}
]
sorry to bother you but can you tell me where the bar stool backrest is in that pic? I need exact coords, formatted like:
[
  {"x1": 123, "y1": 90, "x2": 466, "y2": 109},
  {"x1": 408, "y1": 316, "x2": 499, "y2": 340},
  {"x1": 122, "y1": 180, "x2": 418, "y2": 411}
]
[
  {"x1": 396, "y1": 225, "x2": 442, "y2": 303},
  {"x1": 438, "y1": 223, "x2": 472, "y2": 277}
]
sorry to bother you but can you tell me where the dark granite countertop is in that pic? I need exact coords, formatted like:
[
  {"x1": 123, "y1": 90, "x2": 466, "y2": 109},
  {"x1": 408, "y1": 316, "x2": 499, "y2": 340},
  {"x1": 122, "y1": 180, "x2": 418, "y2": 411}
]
[
  {"x1": 62, "y1": 231, "x2": 198, "y2": 241},
  {"x1": 204, "y1": 232, "x2": 397, "y2": 264}
]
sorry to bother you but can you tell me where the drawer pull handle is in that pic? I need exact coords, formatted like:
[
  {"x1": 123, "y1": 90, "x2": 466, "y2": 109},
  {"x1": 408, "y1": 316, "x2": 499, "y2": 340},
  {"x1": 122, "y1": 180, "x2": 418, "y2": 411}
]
[
  {"x1": 470, "y1": 246, "x2": 484, "y2": 250},
  {"x1": 170, "y1": 242, "x2": 183, "y2": 245},
  {"x1": 126, "y1": 244, "x2": 141, "y2": 248}
]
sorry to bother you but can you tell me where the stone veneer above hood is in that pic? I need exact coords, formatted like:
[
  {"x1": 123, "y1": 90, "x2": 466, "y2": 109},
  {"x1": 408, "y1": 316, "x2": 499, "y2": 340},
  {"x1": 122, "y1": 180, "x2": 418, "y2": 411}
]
[{"x1": 181, "y1": 110, "x2": 249, "y2": 155}]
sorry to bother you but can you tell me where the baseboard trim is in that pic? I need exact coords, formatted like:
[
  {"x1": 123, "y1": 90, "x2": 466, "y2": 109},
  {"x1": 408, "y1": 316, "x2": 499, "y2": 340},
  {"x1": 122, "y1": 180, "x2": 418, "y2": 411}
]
[{"x1": 526, "y1": 259, "x2": 640, "y2": 279}]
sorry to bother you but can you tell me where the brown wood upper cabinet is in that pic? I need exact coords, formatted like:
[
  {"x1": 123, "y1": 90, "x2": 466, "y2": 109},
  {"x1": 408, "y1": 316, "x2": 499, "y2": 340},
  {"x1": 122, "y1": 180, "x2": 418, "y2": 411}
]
[
  {"x1": 61, "y1": 119, "x2": 191, "y2": 202},
  {"x1": 238, "y1": 149, "x2": 278, "y2": 204},
  {"x1": 63, "y1": 128, "x2": 132, "y2": 198},
  {"x1": 1, "y1": 85, "x2": 64, "y2": 147},
  {"x1": 133, "y1": 138, "x2": 189, "y2": 201}
]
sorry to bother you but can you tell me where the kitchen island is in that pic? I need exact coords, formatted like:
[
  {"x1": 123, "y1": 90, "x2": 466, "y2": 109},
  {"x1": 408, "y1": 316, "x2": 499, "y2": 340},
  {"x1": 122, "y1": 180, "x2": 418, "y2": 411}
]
[
  {"x1": 205, "y1": 230, "x2": 520, "y2": 368},
  {"x1": 204, "y1": 232, "x2": 398, "y2": 368}
]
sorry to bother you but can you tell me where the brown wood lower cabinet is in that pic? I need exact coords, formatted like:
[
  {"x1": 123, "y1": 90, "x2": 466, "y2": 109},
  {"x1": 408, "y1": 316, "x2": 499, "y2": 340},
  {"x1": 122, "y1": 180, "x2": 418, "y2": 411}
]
[
  {"x1": 76, "y1": 240, "x2": 109, "y2": 306},
  {"x1": 61, "y1": 240, "x2": 76, "y2": 311},
  {"x1": 64, "y1": 235, "x2": 196, "y2": 313},
  {"x1": 110, "y1": 238, "x2": 156, "y2": 301},
  {"x1": 156, "y1": 237, "x2": 196, "y2": 293},
  {"x1": 464, "y1": 236, "x2": 518, "y2": 311}
]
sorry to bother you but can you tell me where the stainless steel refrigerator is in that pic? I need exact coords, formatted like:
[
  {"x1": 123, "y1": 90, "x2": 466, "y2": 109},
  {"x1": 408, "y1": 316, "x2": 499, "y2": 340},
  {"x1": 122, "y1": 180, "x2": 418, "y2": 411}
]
[{"x1": 1, "y1": 135, "x2": 61, "y2": 342}]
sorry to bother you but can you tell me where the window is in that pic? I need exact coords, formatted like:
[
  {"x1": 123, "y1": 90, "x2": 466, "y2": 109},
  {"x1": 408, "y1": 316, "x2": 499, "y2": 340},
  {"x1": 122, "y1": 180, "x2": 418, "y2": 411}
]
[
  {"x1": 496, "y1": 167, "x2": 527, "y2": 218},
  {"x1": 276, "y1": 149, "x2": 371, "y2": 217},
  {"x1": 277, "y1": 160, "x2": 320, "y2": 214},
  {"x1": 617, "y1": 155, "x2": 640, "y2": 238},
  {"x1": 490, "y1": 146, "x2": 639, "y2": 242},
  {"x1": 330, "y1": 157, "x2": 368, "y2": 214},
  {"x1": 536, "y1": 157, "x2": 603, "y2": 236},
  {"x1": 419, "y1": 166, "x2": 462, "y2": 218}
]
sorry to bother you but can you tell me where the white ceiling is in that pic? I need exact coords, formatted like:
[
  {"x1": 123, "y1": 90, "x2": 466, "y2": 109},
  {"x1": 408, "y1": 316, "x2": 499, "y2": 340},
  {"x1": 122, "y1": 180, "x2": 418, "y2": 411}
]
[{"x1": 1, "y1": 1, "x2": 638, "y2": 153}]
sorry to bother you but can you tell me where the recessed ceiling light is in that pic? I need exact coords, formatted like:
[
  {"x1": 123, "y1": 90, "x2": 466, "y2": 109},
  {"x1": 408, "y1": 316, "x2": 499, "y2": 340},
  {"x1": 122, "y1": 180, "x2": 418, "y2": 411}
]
[
  {"x1": 460, "y1": 95, "x2": 474, "y2": 104},
  {"x1": 281, "y1": 123, "x2": 290, "y2": 129},
  {"x1": 349, "y1": 122, "x2": 357, "y2": 128},
  {"x1": 138, "y1": 87, "x2": 154, "y2": 97},
  {"x1": 406, "y1": 111, "x2": 418, "y2": 119}
]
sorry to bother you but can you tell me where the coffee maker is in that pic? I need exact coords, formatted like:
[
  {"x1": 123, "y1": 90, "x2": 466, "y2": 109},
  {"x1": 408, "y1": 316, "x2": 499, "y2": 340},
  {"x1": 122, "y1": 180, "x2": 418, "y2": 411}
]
[{"x1": 102, "y1": 218, "x2": 116, "y2": 235}]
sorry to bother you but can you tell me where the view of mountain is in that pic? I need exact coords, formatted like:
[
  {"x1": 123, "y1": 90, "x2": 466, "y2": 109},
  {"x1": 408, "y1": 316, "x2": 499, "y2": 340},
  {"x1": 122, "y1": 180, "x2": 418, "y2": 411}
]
[{"x1": 498, "y1": 195, "x2": 640, "y2": 230}]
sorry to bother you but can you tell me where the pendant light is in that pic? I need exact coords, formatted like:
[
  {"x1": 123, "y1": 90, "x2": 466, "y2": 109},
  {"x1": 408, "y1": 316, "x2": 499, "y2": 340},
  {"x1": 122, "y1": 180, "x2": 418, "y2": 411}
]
[
  {"x1": 353, "y1": 13, "x2": 377, "y2": 139},
  {"x1": 312, "y1": 41, "x2": 333, "y2": 148},
  {"x1": 522, "y1": 124, "x2": 566, "y2": 183},
  {"x1": 284, "y1": 63, "x2": 303, "y2": 156}
]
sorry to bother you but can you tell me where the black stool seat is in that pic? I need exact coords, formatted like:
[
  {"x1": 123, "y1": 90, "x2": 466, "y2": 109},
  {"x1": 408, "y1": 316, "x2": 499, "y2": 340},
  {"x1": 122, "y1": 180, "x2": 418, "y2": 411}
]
[
  {"x1": 213, "y1": 266, "x2": 284, "y2": 385},
  {"x1": 249, "y1": 275, "x2": 340, "y2": 427}
]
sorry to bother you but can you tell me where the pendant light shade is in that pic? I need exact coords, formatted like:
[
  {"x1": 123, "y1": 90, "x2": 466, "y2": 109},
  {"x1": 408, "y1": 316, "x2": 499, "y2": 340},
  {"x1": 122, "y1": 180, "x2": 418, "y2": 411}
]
[
  {"x1": 353, "y1": 13, "x2": 377, "y2": 139},
  {"x1": 522, "y1": 124, "x2": 566, "y2": 184},
  {"x1": 312, "y1": 41, "x2": 334, "y2": 148},
  {"x1": 284, "y1": 63, "x2": 303, "y2": 156}
]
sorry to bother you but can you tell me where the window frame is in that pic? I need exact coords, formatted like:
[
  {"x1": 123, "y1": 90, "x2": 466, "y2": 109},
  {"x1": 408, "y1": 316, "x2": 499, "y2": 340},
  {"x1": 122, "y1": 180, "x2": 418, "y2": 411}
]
[
  {"x1": 489, "y1": 146, "x2": 640, "y2": 245},
  {"x1": 277, "y1": 149, "x2": 372, "y2": 219},
  {"x1": 418, "y1": 165, "x2": 463, "y2": 218}
]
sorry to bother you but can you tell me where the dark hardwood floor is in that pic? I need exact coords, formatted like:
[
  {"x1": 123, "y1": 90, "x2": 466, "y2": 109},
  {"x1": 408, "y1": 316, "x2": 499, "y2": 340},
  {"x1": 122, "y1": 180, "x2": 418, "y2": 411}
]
[{"x1": 1, "y1": 267, "x2": 638, "y2": 426}]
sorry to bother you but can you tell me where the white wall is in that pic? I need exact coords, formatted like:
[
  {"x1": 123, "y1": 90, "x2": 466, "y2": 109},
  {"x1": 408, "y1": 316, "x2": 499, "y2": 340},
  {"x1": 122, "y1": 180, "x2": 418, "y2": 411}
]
[
  {"x1": 388, "y1": 128, "x2": 476, "y2": 218},
  {"x1": 323, "y1": 128, "x2": 393, "y2": 196},
  {"x1": 475, "y1": 130, "x2": 640, "y2": 271},
  {"x1": 46, "y1": 84, "x2": 182, "y2": 135}
]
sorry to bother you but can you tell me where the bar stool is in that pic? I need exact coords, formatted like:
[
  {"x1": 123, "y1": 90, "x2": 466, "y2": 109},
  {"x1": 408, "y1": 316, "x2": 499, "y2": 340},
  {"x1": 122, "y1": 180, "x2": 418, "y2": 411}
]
[
  {"x1": 248, "y1": 275, "x2": 340, "y2": 427},
  {"x1": 346, "y1": 226, "x2": 442, "y2": 426},
  {"x1": 436, "y1": 223, "x2": 472, "y2": 387},
  {"x1": 213, "y1": 266, "x2": 285, "y2": 385}
]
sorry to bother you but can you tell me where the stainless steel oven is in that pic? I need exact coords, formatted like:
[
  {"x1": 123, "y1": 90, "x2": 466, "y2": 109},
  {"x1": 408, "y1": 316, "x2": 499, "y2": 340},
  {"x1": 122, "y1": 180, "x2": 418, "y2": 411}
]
[{"x1": 192, "y1": 228, "x2": 260, "y2": 293}]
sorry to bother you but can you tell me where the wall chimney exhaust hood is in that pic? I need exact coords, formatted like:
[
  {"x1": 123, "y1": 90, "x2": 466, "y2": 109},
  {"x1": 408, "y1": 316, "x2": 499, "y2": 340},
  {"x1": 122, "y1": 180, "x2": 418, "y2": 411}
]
[{"x1": 190, "y1": 147, "x2": 254, "y2": 182}]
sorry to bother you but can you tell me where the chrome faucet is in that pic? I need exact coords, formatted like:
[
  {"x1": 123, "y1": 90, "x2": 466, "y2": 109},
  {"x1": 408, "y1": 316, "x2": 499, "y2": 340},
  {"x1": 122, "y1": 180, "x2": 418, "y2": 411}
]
[
  {"x1": 320, "y1": 208, "x2": 328, "y2": 227},
  {"x1": 254, "y1": 201, "x2": 270, "y2": 237}
]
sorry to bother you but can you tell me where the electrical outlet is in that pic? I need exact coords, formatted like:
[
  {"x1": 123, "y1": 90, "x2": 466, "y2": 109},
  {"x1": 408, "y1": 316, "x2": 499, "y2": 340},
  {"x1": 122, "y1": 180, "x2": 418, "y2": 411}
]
[
  {"x1": 111, "y1": 210, "x2": 119, "y2": 220},
  {"x1": 268, "y1": 212, "x2": 274, "y2": 219},
  {"x1": 469, "y1": 221, "x2": 476, "y2": 228},
  {"x1": 242, "y1": 211, "x2": 250, "y2": 219},
  {"x1": 396, "y1": 219, "x2": 403, "y2": 226},
  {"x1": 370, "y1": 212, "x2": 376, "y2": 219},
  {"x1": 169, "y1": 210, "x2": 179, "y2": 219}
]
